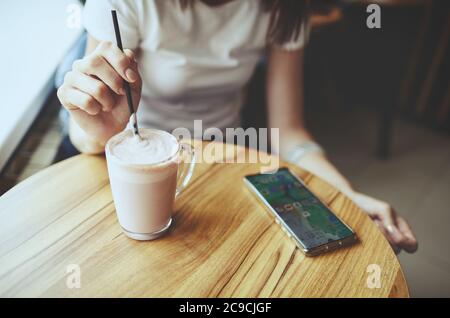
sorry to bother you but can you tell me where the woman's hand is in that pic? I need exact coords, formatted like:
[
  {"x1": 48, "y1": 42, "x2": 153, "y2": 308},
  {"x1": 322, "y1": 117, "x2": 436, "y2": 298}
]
[
  {"x1": 57, "y1": 41, "x2": 142, "y2": 145},
  {"x1": 282, "y1": 148, "x2": 419, "y2": 255},
  {"x1": 348, "y1": 191, "x2": 418, "y2": 254}
]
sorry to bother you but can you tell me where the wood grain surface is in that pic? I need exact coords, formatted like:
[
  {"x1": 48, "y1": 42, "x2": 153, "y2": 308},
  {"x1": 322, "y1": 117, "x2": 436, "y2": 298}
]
[{"x1": 0, "y1": 141, "x2": 408, "y2": 297}]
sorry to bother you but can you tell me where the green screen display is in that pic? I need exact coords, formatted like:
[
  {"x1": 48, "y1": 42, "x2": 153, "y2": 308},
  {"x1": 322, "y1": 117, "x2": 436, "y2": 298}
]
[{"x1": 246, "y1": 168, "x2": 354, "y2": 249}]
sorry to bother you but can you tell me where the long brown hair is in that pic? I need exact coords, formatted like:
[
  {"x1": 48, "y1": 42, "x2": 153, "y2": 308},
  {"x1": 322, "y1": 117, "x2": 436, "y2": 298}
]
[{"x1": 178, "y1": 0, "x2": 309, "y2": 45}]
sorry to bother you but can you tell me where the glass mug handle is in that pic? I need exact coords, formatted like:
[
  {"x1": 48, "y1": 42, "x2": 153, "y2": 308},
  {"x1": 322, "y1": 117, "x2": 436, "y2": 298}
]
[{"x1": 176, "y1": 142, "x2": 196, "y2": 197}]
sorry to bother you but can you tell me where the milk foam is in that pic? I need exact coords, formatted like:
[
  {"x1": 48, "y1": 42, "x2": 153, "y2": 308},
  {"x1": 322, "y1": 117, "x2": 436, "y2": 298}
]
[{"x1": 111, "y1": 130, "x2": 178, "y2": 165}]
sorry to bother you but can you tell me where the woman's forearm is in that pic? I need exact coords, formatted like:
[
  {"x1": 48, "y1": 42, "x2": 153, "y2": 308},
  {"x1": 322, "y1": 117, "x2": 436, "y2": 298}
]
[{"x1": 266, "y1": 47, "x2": 353, "y2": 195}]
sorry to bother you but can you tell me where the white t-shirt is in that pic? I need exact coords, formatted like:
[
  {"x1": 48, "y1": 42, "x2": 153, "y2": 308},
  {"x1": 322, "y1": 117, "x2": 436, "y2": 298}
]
[{"x1": 83, "y1": 0, "x2": 307, "y2": 133}]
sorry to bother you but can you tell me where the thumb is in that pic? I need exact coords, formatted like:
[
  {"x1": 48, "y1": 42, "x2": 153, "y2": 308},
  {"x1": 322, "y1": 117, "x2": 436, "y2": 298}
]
[
  {"x1": 122, "y1": 49, "x2": 142, "y2": 109},
  {"x1": 123, "y1": 49, "x2": 141, "y2": 86},
  {"x1": 380, "y1": 206, "x2": 395, "y2": 233},
  {"x1": 379, "y1": 207, "x2": 404, "y2": 244}
]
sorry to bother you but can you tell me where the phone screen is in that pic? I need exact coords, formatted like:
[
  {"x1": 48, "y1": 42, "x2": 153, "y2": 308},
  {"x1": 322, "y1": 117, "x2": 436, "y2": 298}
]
[{"x1": 245, "y1": 168, "x2": 355, "y2": 250}]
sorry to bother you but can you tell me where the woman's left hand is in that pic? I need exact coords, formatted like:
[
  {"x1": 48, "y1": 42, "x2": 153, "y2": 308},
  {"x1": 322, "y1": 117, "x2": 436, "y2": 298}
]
[
  {"x1": 348, "y1": 191, "x2": 418, "y2": 254},
  {"x1": 276, "y1": 136, "x2": 419, "y2": 255}
]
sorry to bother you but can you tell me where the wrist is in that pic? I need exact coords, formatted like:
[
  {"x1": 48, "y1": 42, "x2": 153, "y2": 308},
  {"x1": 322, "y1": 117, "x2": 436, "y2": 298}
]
[
  {"x1": 69, "y1": 132, "x2": 105, "y2": 154},
  {"x1": 291, "y1": 151, "x2": 355, "y2": 196},
  {"x1": 285, "y1": 141, "x2": 325, "y2": 163},
  {"x1": 339, "y1": 186, "x2": 357, "y2": 200},
  {"x1": 69, "y1": 119, "x2": 106, "y2": 154}
]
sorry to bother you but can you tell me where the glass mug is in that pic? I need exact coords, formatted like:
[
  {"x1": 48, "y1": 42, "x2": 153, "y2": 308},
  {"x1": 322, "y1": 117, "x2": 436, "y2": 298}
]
[{"x1": 105, "y1": 128, "x2": 196, "y2": 240}]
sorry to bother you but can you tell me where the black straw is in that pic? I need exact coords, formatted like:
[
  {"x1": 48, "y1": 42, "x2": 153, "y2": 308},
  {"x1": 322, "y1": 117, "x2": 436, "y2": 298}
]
[{"x1": 111, "y1": 10, "x2": 139, "y2": 136}]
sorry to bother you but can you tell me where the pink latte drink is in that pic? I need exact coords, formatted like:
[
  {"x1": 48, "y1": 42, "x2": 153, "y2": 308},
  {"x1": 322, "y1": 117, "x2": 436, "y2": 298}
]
[{"x1": 106, "y1": 128, "x2": 194, "y2": 241}]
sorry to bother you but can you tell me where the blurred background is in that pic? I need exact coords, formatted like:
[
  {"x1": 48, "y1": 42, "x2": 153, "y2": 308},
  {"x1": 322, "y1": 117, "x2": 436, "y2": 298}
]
[{"x1": 0, "y1": 0, "x2": 449, "y2": 297}]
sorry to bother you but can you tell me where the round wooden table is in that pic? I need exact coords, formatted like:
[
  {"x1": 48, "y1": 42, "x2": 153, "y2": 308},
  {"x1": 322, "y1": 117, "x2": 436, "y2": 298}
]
[{"x1": 0, "y1": 141, "x2": 408, "y2": 297}]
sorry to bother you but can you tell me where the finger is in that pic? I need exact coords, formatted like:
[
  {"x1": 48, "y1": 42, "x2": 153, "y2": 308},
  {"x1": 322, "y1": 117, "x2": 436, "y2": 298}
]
[
  {"x1": 377, "y1": 205, "x2": 403, "y2": 241},
  {"x1": 124, "y1": 49, "x2": 137, "y2": 63},
  {"x1": 65, "y1": 71, "x2": 116, "y2": 112},
  {"x1": 376, "y1": 208, "x2": 412, "y2": 254},
  {"x1": 96, "y1": 41, "x2": 138, "y2": 83},
  {"x1": 382, "y1": 211, "x2": 414, "y2": 251},
  {"x1": 381, "y1": 205, "x2": 395, "y2": 228},
  {"x1": 73, "y1": 57, "x2": 125, "y2": 96},
  {"x1": 63, "y1": 87, "x2": 102, "y2": 116},
  {"x1": 386, "y1": 224, "x2": 404, "y2": 246},
  {"x1": 123, "y1": 49, "x2": 142, "y2": 90},
  {"x1": 57, "y1": 85, "x2": 76, "y2": 111},
  {"x1": 396, "y1": 217, "x2": 418, "y2": 253},
  {"x1": 374, "y1": 219, "x2": 401, "y2": 254}
]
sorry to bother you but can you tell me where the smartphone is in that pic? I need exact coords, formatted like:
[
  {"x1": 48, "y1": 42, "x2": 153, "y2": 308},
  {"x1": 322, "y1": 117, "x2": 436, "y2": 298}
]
[{"x1": 244, "y1": 168, "x2": 357, "y2": 256}]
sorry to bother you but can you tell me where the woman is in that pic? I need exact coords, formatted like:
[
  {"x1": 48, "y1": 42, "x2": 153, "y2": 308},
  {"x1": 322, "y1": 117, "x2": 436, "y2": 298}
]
[{"x1": 57, "y1": 0, "x2": 417, "y2": 254}]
